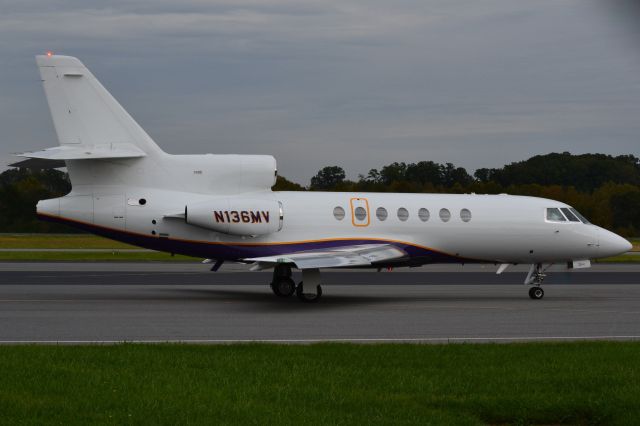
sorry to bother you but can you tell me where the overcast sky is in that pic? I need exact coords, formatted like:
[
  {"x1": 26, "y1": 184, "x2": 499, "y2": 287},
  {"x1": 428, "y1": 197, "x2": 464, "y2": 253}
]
[{"x1": 1, "y1": 0, "x2": 639, "y2": 183}]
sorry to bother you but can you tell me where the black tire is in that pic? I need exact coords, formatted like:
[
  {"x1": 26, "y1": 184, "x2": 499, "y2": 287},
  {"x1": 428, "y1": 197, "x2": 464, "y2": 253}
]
[
  {"x1": 273, "y1": 264, "x2": 292, "y2": 279},
  {"x1": 272, "y1": 277, "x2": 296, "y2": 297},
  {"x1": 529, "y1": 286, "x2": 544, "y2": 300},
  {"x1": 296, "y1": 281, "x2": 322, "y2": 303}
]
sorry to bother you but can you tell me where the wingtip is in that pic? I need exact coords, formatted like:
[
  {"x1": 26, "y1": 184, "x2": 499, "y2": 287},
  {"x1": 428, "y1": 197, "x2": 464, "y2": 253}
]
[{"x1": 35, "y1": 54, "x2": 84, "y2": 68}]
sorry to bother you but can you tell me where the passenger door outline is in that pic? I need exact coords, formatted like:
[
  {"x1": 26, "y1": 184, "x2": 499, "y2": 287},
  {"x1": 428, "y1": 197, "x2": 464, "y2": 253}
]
[{"x1": 350, "y1": 197, "x2": 370, "y2": 227}]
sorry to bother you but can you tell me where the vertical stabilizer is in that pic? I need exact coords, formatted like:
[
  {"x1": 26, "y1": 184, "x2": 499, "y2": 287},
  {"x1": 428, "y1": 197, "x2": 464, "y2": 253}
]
[
  {"x1": 35, "y1": 54, "x2": 164, "y2": 156},
  {"x1": 32, "y1": 54, "x2": 277, "y2": 195}
]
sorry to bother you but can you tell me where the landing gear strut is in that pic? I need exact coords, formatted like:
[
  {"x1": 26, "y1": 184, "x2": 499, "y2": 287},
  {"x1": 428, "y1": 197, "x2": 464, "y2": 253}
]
[
  {"x1": 525, "y1": 263, "x2": 546, "y2": 300},
  {"x1": 270, "y1": 264, "x2": 296, "y2": 297},
  {"x1": 296, "y1": 268, "x2": 322, "y2": 303}
]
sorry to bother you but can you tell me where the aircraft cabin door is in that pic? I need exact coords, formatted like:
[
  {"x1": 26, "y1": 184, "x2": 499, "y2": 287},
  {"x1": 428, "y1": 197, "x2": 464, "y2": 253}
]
[{"x1": 350, "y1": 197, "x2": 370, "y2": 227}]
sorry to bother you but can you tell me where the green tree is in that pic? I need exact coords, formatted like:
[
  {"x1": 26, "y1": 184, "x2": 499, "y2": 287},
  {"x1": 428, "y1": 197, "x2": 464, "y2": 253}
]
[
  {"x1": 272, "y1": 175, "x2": 305, "y2": 191},
  {"x1": 379, "y1": 162, "x2": 408, "y2": 185},
  {"x1": 610, "y1": 188, "x2": 640, "y2": 235},
  {"x1": 310, "y1": 166, "x2": 346, "y2": 190},
  {"x1": 405, "y1": 161, "x2": 442, "y2": 186},
  {"x1": 0, "y1": 168, "x2": 72, "y2": 232}
]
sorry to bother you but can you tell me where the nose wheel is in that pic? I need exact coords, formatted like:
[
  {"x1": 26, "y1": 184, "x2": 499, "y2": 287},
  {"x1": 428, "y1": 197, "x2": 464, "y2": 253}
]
[
  {"x1": 528, "y1": 286, "x2": 544, "y2": 300},
  {"x1": 525, "y1": 263, "x2": 547, "y2": 300}
]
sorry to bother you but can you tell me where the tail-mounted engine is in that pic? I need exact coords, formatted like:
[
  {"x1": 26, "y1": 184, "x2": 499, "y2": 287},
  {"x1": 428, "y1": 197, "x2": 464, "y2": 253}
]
[{"x1": 185, "y1": 198, "x2": 283, "y2": 236}]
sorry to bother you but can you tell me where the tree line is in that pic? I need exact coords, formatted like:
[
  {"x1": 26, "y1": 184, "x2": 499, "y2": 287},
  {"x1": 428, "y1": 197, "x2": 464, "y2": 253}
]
[
  {"x1": 275, "y1": 152, "x2": 640, "y2": 236},
  {"x1": 1, "y1": 152, "x2": 639, "y2": 235}
]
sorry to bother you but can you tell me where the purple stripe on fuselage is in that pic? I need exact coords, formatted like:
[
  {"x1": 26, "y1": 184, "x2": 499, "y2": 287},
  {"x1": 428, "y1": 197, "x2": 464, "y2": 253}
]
[{"x1": 39, "y1": 214, "x2": 471, "y2": 264}]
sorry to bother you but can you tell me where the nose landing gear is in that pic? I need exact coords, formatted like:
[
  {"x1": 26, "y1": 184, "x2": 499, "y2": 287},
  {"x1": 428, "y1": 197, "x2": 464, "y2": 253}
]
[
  {"x1": 528, "y1": 286, "x2": 544, "y2": 300},
  {"x1": 525, "y1": 263, "x2": 547, "y2": 300}
]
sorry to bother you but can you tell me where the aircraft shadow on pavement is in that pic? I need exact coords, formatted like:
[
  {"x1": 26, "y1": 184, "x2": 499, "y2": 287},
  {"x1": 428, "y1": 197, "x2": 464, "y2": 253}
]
[{"x1": 166, "y1": 287, "x2": 546, "y2": 312}]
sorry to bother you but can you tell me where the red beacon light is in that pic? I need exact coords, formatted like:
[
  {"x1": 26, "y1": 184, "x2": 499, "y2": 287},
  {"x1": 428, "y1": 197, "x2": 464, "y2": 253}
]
[{"x1": 46, "y1": 51, "x2": 53, "y2": 57}]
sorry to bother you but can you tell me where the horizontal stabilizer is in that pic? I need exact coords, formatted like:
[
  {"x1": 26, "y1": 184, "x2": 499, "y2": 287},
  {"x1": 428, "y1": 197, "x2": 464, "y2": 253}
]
[
  {"x1": 245, "y1": 243, "x2": 407, "y2": 269},
  {"x1": 9, "y1": 158, "x2": 66, "y2": 169},
  {"x1": 15, "y1": 143, "x2": 146, "y2": 161}
]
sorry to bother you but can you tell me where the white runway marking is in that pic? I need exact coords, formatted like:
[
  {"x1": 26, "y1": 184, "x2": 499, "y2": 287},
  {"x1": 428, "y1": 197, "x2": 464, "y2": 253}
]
[{"x1": 1, "y1": 336, "x2": 640, "y2": 345}]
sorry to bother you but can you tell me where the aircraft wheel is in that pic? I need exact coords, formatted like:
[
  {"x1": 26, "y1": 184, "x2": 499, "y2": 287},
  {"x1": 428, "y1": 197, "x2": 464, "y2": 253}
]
[
  {"x1": 296, "y1": 281, "x2": 322, "y2": 303},
  {"x1": 271, "y1": 278, "x2": 296, "y2": 297},
  {"x1": 528, "y1": 286, "x2": 544, "y2": 300}
]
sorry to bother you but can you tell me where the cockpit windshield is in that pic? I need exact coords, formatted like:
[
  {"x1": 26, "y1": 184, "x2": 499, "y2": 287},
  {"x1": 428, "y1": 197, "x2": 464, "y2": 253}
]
[
  {"x1": 546, "y1": 207, "x2": 591, "y2": 224},
  {"x1": 546, "y1": 208, "x2": 565, "y2": 222},
  {"x1": 569, "y1": 208, "x2": 590, "y2": 224},
  {"x1": 560, "y1": 208, "x2": 580, "y2": 222}
]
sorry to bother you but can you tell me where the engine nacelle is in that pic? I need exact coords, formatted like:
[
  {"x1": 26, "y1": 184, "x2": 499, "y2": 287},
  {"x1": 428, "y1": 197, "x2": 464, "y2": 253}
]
[{"x1": 185, "y1": 198, "x2": 283, "y2": 236}]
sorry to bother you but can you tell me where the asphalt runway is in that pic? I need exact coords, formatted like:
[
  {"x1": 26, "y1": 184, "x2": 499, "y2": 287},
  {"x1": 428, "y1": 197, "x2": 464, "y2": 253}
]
[{"x1": 1, "y1": 263, "x2": 639, "y2": 343}]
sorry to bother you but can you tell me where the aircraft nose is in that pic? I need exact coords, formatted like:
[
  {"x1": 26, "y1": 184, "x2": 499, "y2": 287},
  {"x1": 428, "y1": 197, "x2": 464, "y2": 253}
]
[{"x1": 598, "y1": 228, "x2": 632, "y2": 257}]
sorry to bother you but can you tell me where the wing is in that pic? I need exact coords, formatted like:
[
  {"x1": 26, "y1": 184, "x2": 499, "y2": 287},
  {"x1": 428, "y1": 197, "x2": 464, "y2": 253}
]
[{"x1": 245, "y1": 243, "x2": 407, "y2": 270}]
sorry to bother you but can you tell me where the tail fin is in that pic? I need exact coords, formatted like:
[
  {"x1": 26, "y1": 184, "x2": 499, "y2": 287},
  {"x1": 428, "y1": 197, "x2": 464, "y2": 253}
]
[
  {"x1": 32, "y1": 54, "x2": 277, "y2": 195},
  {"x1": 36, "y1": 54, "x2": 163, "y2": 156}
]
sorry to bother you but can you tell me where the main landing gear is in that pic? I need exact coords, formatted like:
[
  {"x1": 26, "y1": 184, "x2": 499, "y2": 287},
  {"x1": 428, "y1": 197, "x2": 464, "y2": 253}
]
[
  {"x1": 270, "y1": 264, "x2": 296, "y2": 297},
  {"x1": 270, "y1": 265, "x2": 323, "y2": 302},
  {"x1": 525, "y1": 263, "x2": 546, "y2": 300}
]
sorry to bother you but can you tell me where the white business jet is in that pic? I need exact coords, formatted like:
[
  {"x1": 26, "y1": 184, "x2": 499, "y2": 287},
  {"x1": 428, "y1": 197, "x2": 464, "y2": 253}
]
[{"x1": 13, "y1": 54, "x2": 632, "y2": 302}]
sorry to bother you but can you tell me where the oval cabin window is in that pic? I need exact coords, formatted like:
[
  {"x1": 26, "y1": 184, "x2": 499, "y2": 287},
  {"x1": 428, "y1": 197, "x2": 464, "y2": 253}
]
[
  {"x1": 376, "y1": 207, "x2": 388, "y2": 221},
  {"x1": 418, "y1": 208, "x2": 430, "y2": 222},
  {"x1": 460, "y1": 208, "x2": 471, "y2": 222},
  {"x1": 354, "y1": 206, "x2": 367, "y2": 221},
  {"x1": 397, "y1": 207, "x2": 409, "y2": 222},
  {"x1": 439, "y1": 208, "x2": 451, "y2": 222},
  {"x1": 333, "y1": 206, "x2": 345, "y2": 220}
]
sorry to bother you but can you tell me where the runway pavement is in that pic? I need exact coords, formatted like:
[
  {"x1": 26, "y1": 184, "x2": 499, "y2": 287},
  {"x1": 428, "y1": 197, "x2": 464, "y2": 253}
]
[{"x1": 0, "y1": 262, "x2": 639, "y2": 343}]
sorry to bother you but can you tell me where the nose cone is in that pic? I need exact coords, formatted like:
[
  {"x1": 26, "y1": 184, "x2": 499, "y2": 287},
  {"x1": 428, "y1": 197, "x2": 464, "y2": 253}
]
[{"x1": 598, "y1": 228, "x2": 632, "y2": 258}]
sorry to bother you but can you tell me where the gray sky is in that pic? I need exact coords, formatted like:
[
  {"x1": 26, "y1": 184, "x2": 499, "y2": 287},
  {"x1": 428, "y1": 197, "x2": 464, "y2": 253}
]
[{"x1": 1, "y1": 0, "x2": 639, "y2": 184}]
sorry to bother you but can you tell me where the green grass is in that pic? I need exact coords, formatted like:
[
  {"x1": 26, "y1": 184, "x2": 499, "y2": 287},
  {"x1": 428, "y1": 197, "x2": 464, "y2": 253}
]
[
  {"x1": 0, "y1": 251, "x2": 199, "y2": 262},
  {"x1": 0, "y1": 234, "x2": 136, "y2": 249},
  {"x1": 594, "y1": 254, "x2": 640, "y2": 263},
  {"x1": 0, "y1": 342, "x2": 638, "y2": 425}
]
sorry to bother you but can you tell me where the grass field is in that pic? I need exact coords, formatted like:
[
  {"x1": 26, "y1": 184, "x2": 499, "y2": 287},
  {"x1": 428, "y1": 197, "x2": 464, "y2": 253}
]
[
  {"x1": 0, "y1": 251, "x2": 198, "y2": 262},
  {"x1": 0, "y1": 342, "x2": 638, "y2": 425},
  {"x1": 0, "y1": 234, "x2": 136, "y2": 249},
  {"x1": 0, "y1": 234, "x2": 200, "y2": 261},
  {"x1": 594, "y1": 254, "x2": 640, "y2": 263}
]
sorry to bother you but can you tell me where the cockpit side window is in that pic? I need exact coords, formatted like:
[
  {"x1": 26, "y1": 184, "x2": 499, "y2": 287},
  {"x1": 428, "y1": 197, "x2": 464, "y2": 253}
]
[
  {"x1": 570, "y1": 208, "x2": 591, "y2": 224},
  {"x1": 546, "y1": 208, "x2": 566, "y2": 222},
  {"x1": 560, "y1": 207, "x2": 580, "y2": 222}
]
